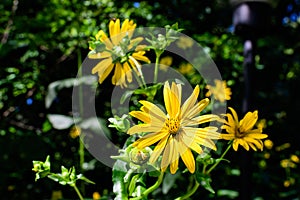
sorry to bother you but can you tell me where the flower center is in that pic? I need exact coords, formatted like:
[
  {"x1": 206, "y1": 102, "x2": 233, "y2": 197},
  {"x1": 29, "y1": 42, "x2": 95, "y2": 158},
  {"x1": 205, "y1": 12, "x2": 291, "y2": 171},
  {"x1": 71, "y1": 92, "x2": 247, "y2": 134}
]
[
  {"x1": 236, "y1": 128, "x2": 247, "y2": 138},
  {"x1": 165, "y1": 118, "x2": 180, "y2": 135}
]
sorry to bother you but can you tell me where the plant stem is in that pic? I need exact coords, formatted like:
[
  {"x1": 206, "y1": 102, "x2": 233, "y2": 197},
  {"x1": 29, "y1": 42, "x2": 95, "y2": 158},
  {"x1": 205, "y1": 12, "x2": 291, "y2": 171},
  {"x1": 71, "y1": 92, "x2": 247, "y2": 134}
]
[
  {"x1": 206, "y1": 142, "x2": 232, "y2": 174},
  {"x1": 130, "y1": 171, "x2": 164, "y2": 200},
  {"x1": 77, "y1": 49, "x2": 85, "y2": 194},
  {"x1": 153, "y1": 52, "x2": 162, "y2": 83},
  {"x1": 73, "y1": 184, "x2": 84, "y2": 200},
  {"x1": 175, "y1": 179, "x2": 200, "y2": 200}
]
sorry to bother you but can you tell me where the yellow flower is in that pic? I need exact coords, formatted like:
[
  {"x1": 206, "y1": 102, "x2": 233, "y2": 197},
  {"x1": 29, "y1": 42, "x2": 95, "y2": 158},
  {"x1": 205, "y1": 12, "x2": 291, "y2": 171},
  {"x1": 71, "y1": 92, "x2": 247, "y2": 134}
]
[
  {"x1": 264, "y1": 139, "x2": 273, "y2": 150},
  {"x1": 220, "y1": 107, "x2": 268, "y2": 151},
  {"x1": 280, "y1": 159, "x2": 296, "y2": 168},
  {"x1": 290, "y1": 155, "x2": 300, "y2": 163},
  {"x1": 69, "y1": 126, "x2": 81, "y2": 139},
  {"x1": 159, "y1": 56, "x2": 173, "y2": 71},
  {"x1": 176, "y1": 36, "x2": 194, "y2": 49},
  {"x1": 89, "y1": 19, "x2": 150, "y2": 87},
  {"x1": 127, "y1": 82, "x2": 220, "y2": 174},
  {"x1": 178, "y1": 63, "x2": 195, "y2": 75},
  {"x1": 205, "y1": 79, "x2": 232, "y2": 103},
  {"x1": 93, "y1": 191, "x2": 101, "y2": 200},
  {"x1": 256, "y1": 119, "x2": 267, "y2": 131}
]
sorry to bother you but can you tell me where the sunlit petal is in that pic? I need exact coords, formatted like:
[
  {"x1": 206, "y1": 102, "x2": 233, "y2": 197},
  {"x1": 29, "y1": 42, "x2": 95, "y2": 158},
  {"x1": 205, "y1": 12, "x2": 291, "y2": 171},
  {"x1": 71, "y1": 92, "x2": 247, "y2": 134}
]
[
  {"x1": 92, "y1": 57, "x2": 113, "y2": 74},
  {"x1": 134, "y1": 131, "x2": 169, "y2": 149}
]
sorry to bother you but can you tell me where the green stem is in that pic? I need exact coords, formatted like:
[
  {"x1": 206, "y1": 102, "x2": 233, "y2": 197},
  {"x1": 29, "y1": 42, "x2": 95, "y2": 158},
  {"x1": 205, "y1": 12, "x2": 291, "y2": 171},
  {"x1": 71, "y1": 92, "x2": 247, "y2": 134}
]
[
  {"x1": 130, "y1": 171, "x2": 164, "y2": 200},
  {"x1": 175, "y1": 178, "x2": 200, "y2": 200},
  {"x1": 77, "y1": 49, "x2": 85, "y2": 194},
  {"x1": 206, "y1": 142, "x2": 232, "y2": 174},
  {"x1": 73, "y1": 184, "x2": 84, "y2": 200},
  {"x1": 153, "y1": 52, "x2": 162, "y2": 84}
]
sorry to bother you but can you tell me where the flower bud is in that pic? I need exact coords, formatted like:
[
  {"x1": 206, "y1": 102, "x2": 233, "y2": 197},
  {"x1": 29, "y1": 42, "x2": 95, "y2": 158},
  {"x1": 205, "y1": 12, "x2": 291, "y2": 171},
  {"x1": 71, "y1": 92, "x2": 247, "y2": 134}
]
[{"x1": 129, "y1": 147, "x2": 151, "y2": 165}]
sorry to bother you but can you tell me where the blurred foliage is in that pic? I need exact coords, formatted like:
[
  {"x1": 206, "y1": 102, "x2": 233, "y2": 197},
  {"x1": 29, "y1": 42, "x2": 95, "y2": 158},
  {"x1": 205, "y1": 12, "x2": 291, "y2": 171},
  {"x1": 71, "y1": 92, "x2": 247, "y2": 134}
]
[{"x1": 0, "y1": 0, "x2": 300, "y2": 199}]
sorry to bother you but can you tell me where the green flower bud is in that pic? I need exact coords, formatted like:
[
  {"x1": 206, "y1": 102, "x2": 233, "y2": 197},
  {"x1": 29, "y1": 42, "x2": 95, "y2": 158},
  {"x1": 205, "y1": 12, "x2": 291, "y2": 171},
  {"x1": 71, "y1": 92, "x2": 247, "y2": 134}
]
[{"x1": 129, "y1": 147, "x2": 151, "y2": 165}]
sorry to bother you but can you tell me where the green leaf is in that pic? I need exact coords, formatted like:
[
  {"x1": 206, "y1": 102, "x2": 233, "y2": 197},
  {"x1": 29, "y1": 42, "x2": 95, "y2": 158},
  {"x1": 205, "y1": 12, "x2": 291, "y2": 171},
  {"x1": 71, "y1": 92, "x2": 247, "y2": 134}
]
[
  {"x1": 162, "y1": 172, "x2": 180, "y2": 194},
  {"x1": 120, "y1": 90, "x2": 134, "y2": 104},
  {"x1": 195, "y1": 172, "x2": 215, "y2": 194},
  {"x1": 77, "y1": 174, "x2": 95, "y2": 184},
  {"x1": 133, "y1": 83, "x2": 162, "y2": 101},
  {"x1": 128, "y1": 174, "x2": 139, "y2": 196},
  {"x1": 48, "y1": 173, "x2": 69, "y2": 185}
]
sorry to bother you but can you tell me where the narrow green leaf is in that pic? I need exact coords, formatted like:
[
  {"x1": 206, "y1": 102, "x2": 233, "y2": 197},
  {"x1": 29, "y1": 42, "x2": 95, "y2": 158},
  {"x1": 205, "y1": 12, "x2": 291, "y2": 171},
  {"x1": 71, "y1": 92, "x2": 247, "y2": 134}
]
[
  {"x1": 128, "y1": 174, "x2": 139, "y2": 196},
  {"x1": 77, "y1": 174, "x2": 95, "y2": 184},
  {"x1": 120, "y1": 90, "x2": 134, "y2": 104},
  {"x1": 195, "y1": 172, "x2": 215, "y2": 194}
]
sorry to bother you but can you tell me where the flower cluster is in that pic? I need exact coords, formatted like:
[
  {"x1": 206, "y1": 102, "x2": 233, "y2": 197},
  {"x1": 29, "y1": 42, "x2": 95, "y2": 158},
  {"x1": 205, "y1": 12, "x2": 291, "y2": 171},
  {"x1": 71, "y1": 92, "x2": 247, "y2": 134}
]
[
  {"x1": 87, "y1": 18, "x2": 269, "y2": 199},
  {"x1": 88, "y1": 19, "x2": 150, "y2": 87}
]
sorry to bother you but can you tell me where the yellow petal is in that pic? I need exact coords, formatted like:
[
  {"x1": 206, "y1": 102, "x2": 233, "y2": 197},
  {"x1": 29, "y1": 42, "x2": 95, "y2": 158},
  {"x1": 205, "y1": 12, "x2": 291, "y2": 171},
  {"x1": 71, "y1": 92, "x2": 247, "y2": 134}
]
[
  {"x1": 92, "y1": 57, "x2": 113, "y2": 74},
  {"x1": 221, "y1": 134, "x2": 235, "y2": 140},
  {"x1": 228, "y1": 107, "x2": 239, "y2": 123},
  {"x1": 132, "y1": 52, "x2": 150, "y2": 63},
  {"x1": 182, "y1": 98, "x2": 209, "y2": 120},
  {"x1": 139, "y1": 100, "x2": 166, "y2": 122},
  {"x1": 161, "y1": 138, "x2": 172, "y2": 172},
  {"x1": 179, "y1": 145, "x2": 195, "y2": 173},
  {"x1": 180, "y1": 85, "x2": 200, "y2": 119},
  {"x1": 182, "y1": 127, "x2": 220, "y2": 140},
  {"x1": 128, "y1": 37, "x2": 144, "y2": 50},
  {"x1": 134, "y1": 131, "x2": 169, "y2": 149},
  {"x1": 88, "y1": 51, "x2": 111, "y2": 59},
  {"x1": 233, "y1": 139, "x2": 239, "y2": 151},
  {"x1": 149, "y1": 135, "x2": 169, "y2": 164},
  {"x1": 179, "y1": 133, "x2": 203, "y2": 154},
  {"x1": 96, "y1": 30, "x2": 113, "y2": 50},
  {"x1": 99, "y1": 63, "x2": 114, "y2": 84},
  {"x1": 184, "y1": 114, "x2": 219, "y2": 126},
  {"x1": 127, "y1": 124, "x2": 163, "y2": 135},
  {"x1": 170, "y1": 138, "x2": 179, "y2": 174},
  {"x1": 120, "y1": 19, "x2": 129, "y2": 32},
  {"x1": 109, "y1": 19, "x2": 120, "y2": 44},
  {"x1": 222, "y1": 124, "x2": 236, "y2": 135},
  {"x1": 247, "y1": 132, "x2": 268, "y2": 139},
  {"x1": 248, "y1": 142, "x2": 257, "y2": 151},
  {"x1": 244, "y1": 137, "x2": 263, "y2": 151},
  {"x1": 123, "y1": 62, "x2": 132, "y2": 83},
  {"x1": 111, "y1": 62, "x2": 120, "y2": 84},
  {"x1": 240, "y1": 111, "x2": 258, "y2": 132},
  {"x1": 129, "y1": 111, "x2": 151, "y2": 123},
  {"x1": 172, "y1": 83, "x2": 182, "y2": 106},
  {"x1": 239, "y1": 139, "x2": 250, "y2": 151},
  {"x1": 226, "y1": 112, "x2": 237, "y2": 129},
  {"x1": 164, "y1": 82, "x2": 180, "y2": 118}
]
